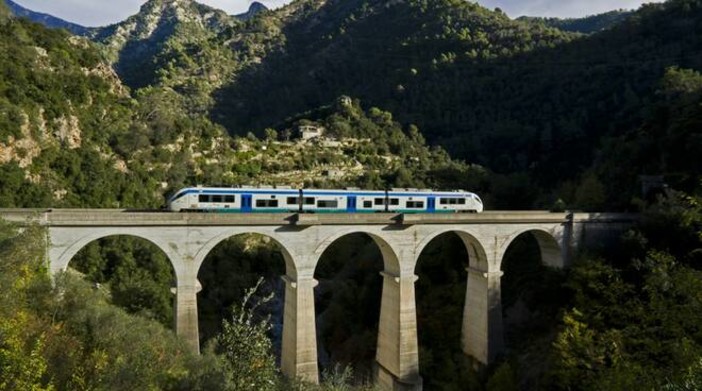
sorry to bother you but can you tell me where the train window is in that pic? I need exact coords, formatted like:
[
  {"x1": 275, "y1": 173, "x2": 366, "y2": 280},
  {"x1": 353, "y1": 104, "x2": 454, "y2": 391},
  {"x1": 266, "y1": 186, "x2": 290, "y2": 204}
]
[
  {"x1": 458, "y1": 198, "x2": 466, "y2": 205},
  {"x1": 407, "y1": 201, "x2": 424, "y2": 208},
  {"x1": 439, "y1": 198, "x2": 447, "y2": 205},
  {"x1": 287, "y1": 197, "x2": 299, "y2": 205},
  {"x1": 317, "y1": 200, "x2": 338, "y2": 208},
  {"x1": 212, "y1": 195, "x2": 223, "y2": 203},
  {"x1": 256, "y1": 199, "x2": 279, "y2": 208},
  {"x1": 389, "y1": 198, "x2": 399, "y2": 206},
  {"x1": 199, "y1": 195, "x2": 210, "y2": 203},
  {"x1": 363, "y1": 201, "x2": 372, "y2": 208},
  {"x1": 304, "y1": 197, "x2": 315, "y2": 205},
  {"x1": 374, "y1": 198, "x2": 385, "y2": 205},
  {"x1": 224, "y1": 195, "x2": 235, "y2": 203}
]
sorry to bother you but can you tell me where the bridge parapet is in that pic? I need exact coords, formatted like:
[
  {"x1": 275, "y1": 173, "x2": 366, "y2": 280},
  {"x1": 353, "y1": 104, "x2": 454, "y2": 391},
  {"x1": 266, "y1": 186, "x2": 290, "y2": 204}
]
[{"x1": 0, "y1": 209, "x2": 640, "y2": 227}]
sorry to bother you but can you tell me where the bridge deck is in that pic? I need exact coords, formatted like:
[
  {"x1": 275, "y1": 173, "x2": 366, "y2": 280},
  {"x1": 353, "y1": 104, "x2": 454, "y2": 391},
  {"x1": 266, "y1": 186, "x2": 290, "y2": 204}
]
[{"x1": 0, "y1": 209, "x2": 636, "y2": 226}]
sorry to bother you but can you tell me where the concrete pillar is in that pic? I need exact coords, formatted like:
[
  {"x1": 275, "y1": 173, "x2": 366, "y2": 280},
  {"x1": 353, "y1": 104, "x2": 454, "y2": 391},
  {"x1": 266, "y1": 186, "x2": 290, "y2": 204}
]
[
  {"x1": 281, "y1": 275, "x2": 319, "y2": 384},
  {"x1": 462, "y1": 267, "x2": 504, "y2": 365},
  {"x1": 175, "y1": 272, "x2": 200, "y2": 354},
  {"x1": 375, "y1": 271, "x2": 422, "y2": 391}
]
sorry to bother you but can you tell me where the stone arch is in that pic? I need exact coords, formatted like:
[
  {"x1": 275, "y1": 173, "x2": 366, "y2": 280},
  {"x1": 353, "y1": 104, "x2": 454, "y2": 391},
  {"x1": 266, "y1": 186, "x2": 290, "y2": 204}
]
[
  {"x1": 500, "y1": 228, "x2": 563, "y2": 270},
  {"x1": 53, "y1": 230, "x2": 178, "y2": 280},
  {"x1": 194, "y1": 229, "x2": 298, "y2": 279},
  {"x1": 414, "y1": 229, "x2": 489, "y2": 272},
  {"x1": 412, "y1": 228, "x2": 492, "y2": 384},
  {"x1": 314, "y1": 229, "x2": 401, "y2": 276},
  {"x1": 312, "y1": 230, "x2": 390, "y2": 378},
  {"x1": 52, "y1": 229, "x2": 179, "y2": 332}
]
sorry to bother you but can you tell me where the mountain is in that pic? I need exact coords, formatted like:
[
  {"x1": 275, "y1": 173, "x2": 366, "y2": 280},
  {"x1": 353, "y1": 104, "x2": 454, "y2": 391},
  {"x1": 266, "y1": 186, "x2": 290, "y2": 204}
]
[
  {"x1": 518, "y1": 10, "x2": 634, "y2": 34},
  {"x1": 89, "y1": 0, "x2": 239, "y2": 91},
  {"x1": 204, "y1": 0, "x2": 702, "y2": 200},
  {"x1": 235, "y1": 1, "x2": 268, "y2": 20},
  {"x1": 3, "y1": 0, "x2": 701, "y2": 210},
  {"x1": 3, "y1": 0, "x2": 88, "y2": 34}
]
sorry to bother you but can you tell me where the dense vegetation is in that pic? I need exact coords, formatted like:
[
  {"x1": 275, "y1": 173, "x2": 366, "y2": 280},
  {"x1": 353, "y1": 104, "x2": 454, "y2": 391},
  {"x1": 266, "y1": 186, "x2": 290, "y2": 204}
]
[
  {"x1": 210, "y1": 0, "x2": 702, "y2": 209},
  {"x1": 2, "y1": 0, "x2": 702, "y2": 389}
]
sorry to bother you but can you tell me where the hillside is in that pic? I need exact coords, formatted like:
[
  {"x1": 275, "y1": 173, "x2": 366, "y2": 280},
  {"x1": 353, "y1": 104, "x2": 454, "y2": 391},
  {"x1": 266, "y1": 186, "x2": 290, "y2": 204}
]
[
  {"x1": 206, "y1": 0, "x2": 702, "y2": 205},
  {"x1": 6, "y1": 0, "x2": 701, "y2": 210},
  {"x1": 0, "y1": 0, "x2": 473, "y2": 209},
  {"x1": 88, "y1": 0, "x2": 238, "y2": 92}
]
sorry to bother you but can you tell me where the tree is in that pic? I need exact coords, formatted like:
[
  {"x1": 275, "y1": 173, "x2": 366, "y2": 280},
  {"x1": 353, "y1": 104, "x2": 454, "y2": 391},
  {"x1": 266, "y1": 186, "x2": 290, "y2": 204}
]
[{"x1": 215, "y1": 278, "x2": 279, "y2": 391}]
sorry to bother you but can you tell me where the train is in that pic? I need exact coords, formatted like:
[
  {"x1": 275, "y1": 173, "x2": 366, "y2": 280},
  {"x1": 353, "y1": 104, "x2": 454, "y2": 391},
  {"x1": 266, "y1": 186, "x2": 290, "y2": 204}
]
[{"x1": 167, "y1": 186, "x2": 483, "y2": 213}]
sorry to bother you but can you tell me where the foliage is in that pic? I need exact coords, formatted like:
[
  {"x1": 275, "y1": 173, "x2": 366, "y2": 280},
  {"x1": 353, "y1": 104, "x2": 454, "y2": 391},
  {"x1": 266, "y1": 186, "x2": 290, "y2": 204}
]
[
  {"x1": 209, "y1": 0, "x2": 702, "y2": 209},
  {"x1": 71, "y1": 236, "x2": 176, "y2": 327},
  {"x1": 213, "y1": 277, "x2": 279, "y2": 391},
  {"x1": 534, "y1": 195, "x2": 702, "y2": 390},
  {"x1": 0, "y1": 221, "x2": 53, "y2": 391},
  {"x1": 197, "y1": 234, "x2": 286, "y2": 344}
]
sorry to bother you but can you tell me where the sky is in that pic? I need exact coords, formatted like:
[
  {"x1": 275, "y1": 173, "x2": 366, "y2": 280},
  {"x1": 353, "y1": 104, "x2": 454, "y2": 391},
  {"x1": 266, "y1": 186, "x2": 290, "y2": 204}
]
[{"x1": 13, "y1": 0, "x2": 665, "y2": 27}]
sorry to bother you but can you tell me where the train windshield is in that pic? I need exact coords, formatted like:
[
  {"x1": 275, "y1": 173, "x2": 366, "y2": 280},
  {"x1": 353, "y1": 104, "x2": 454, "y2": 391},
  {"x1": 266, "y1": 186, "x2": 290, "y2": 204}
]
[{"x1": 169, "y1": 190, "x2": 188, "y2": 202}]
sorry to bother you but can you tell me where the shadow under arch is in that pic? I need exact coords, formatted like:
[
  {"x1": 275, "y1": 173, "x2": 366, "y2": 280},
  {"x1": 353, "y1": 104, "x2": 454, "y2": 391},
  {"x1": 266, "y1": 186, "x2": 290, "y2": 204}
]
[
  {"x1": 194, "y1": 229, "x2": 297, "y2": 279},
  {"x1": 414, "y1": 229, "x2": 489, "y2": 271},
  {"x1": 313, "y1": 231, "x2": 388, "y2": 382},
  {"x1": 67, "y1": 233, "x2": 177, "y2": 328},
  {"x1": 500, "y1": 229, "x2": 568, "y2": 355},
  {"x1": 314, "y1": 229, "x2": 401, "y2": 275},
  {"x1": 195, "y1": 231, "x2": 291, "y2": 349},
  {"x1": 501, "y1": 228, "x2": 563, "y2": 270},
  {"x1": 412, "y1": 230, "x2": 489, "y2": 388}
]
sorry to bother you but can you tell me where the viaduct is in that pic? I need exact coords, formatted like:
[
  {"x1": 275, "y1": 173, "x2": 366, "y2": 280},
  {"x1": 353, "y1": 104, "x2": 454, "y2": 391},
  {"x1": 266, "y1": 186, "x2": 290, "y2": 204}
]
[{"x1": 0, "y1": 209, "x2": 634, "y2": 390}]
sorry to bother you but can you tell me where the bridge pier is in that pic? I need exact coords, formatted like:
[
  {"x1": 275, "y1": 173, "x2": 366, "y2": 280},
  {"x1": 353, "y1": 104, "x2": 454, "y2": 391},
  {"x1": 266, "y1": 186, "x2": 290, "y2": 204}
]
[
  {"x1": 375, "y1": 271, "x2": 422, "y2": 390},
  {"x1": 174, "y1": 269, "x2": 201, "y2": 354},
  {"x1": 281, "y1": 274, "x2": 320, "y2": 384},
  {"x1": 462, "y1": 267, "x2": 504, "y2": 365}
]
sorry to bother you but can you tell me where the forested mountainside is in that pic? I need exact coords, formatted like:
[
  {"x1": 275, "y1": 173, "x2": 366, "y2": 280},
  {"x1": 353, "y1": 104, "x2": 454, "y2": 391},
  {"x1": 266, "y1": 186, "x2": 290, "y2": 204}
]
[
  {"x1": 6, "y1": 0, "x2": 701, "y2": 209},
  {"x1": 518, "y1": 10, "x2": 634, "y2": 34},
  {"x1": 0, "y1": 0, "x2": 470, "y2": 208},
  {"x1": 86, "y1": 0, "x2": 238, "y2": 91},
  {"x1": 212, "y1": 0, "x2": 702, "y2": 200}
]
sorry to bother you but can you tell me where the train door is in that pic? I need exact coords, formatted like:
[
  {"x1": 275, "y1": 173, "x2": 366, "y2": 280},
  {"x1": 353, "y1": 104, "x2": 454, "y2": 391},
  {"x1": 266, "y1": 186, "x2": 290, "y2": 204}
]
[
  {"x1": 347, "y1": 196, "x2": 357, "y2": 213},
  {"x1": 428, "y1": 197, "x2": 436, "y2": 212},
  {"x1": 241, "y1": 194, "x2": 252, "y2": 212}
]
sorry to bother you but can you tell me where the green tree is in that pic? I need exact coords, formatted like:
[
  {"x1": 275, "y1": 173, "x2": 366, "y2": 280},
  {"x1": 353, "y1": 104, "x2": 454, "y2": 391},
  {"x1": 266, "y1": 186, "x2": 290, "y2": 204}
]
[{"x1": 215, "y1": 278, "x2": 279, "y2": 391}]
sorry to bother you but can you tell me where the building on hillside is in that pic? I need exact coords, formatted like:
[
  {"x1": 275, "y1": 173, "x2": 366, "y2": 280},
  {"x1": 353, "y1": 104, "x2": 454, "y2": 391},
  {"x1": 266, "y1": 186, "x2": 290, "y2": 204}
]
[{"x1": 298, "y1": 125, "x2": 325, "y2": 141}]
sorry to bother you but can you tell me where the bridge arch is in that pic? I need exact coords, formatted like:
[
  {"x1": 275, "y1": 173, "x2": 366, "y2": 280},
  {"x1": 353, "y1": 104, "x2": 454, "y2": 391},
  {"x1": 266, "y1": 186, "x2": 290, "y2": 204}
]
[
  {"x1": 500, "y1": 228, "x2": 563, "y2": 270},
  {"x1": 195, "y1": 231, "x2": 292, "y2": 347},
  {"x1": 312, "y1": 231, "x2": 391, "y2": 379},
  {"x1": 412, "y1": 229, "x2": 490, "y2": 387},
  {"x1": 53, "y1": 230, "x2": 178, "y2": 280},
  {"x1": 53, "y1": 230, "x2": 178, "y2": 329},
  {"x1": 414, "y1": 229, "x2": 489, "y2": 272},
  {"x1": 314, "y1": 229, "x2": 402, "y2": 276},
  {"x1": 194, "y1": 229, "x2": 297, "y2": 279}
]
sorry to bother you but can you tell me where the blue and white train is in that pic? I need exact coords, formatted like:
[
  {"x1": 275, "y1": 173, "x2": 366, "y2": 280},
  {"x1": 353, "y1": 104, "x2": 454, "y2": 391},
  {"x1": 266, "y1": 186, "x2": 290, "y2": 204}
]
[{"x1": 166, "y1": 186, "x2": 484, "y2": 213}]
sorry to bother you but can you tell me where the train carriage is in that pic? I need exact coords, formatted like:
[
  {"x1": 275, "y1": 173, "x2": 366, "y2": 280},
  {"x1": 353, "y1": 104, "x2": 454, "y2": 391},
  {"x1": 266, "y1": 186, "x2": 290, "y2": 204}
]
[
  {"x1": 433, "y1": 190, "x2": 483, "y2": 213},
  {"x1": 168, "y1": 186, "x2": 483, "y2": 213},
  {"x1": 167, "y1": 186, "x2": 300, "y2": 213},
  {"x1": 386, "y1": 189, "x2": 431, "y2": 213}
]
